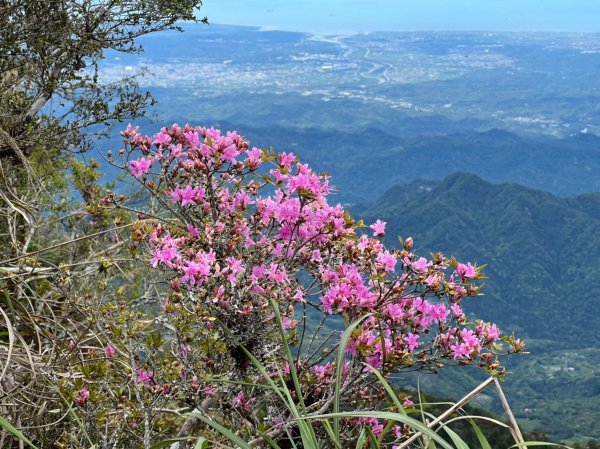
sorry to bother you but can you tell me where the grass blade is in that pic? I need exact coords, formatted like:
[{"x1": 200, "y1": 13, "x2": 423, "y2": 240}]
[
  {"x1": 469, "y1": 419, "x2": 492, "y2": 449},
  {"x1": 442, "y1": 425, "x2": 470, "y2": 449},
  {"x1": 0, "y1": 416, "x2": 38, "y2": 449},
  {"x1": 363, "y1": 363, "x2": 407, "y2": 415},
  {"x1": 322, "y1": 419, "x2": 343, "y2": 449},
  {"x1": 364, "y1": 425, "x2": 380, "y2": 449},
  {"x1": 257, "y1": 430, "x2": 283, "y2": 449},
  {"x1": 333, "y1": 314, "x2": 372, "y2": 442},
  {"x1": 189, "y1": 412, "x2": 252, "y2": 449},
  {"x1": 355, "y1": 427, "x2": 367, "y2": 449},
  {"x1": 304, "y1": 410, "x2": 455, "y2": 449},
  {"x1": 268, "y1": 298, "x2": 307, "y2": 411},
  {"x1": 268, "y1": 298, "x2": 319, "y2": 448}
]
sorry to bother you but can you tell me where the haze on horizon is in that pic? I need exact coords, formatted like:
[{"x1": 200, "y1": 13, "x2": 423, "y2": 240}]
[{"x1": 200, "y1": 0, "x2": 600, "y2": 34}]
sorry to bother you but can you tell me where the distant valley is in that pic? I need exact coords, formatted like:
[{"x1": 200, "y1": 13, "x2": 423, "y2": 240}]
[{"x1": 102, "y1": 25, "x2": 600, "y2": 137}]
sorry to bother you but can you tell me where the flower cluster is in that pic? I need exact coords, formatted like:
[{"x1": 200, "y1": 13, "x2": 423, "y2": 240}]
[{"x1": 119, "y1": 123, "x2": 523, "y2": 447}]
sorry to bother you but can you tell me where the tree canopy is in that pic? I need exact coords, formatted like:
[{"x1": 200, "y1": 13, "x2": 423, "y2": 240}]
[{"x1": 0, "y1": 0, "x2": 206, "y2": 164}]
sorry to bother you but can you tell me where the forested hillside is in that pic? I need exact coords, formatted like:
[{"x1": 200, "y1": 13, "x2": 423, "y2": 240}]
[{"x1": 354, "y1": 172, "x2": 600, "y2": 439}]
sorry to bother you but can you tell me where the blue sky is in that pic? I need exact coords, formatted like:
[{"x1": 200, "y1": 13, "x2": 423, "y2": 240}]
[{"x1": 200, "y1": 0, "x2": 600, "y2": 33}]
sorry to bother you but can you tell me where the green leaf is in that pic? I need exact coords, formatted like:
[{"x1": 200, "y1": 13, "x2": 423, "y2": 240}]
[
  {"x1": 269, "y1": 298, "x2": 308, "y2": 411},
  {"x1": 268, "y1": 298, "x2": 319, "y2": 448},
  {"x1": 334, "y1": 314, "x2": 372, "y2": 442},
  {"x1": 344, "y1": 209, "x2": 354, "y2": 225},
  {"x1": 355, "y1": 427, "x2": 367, "y2": 449},
  {"x1": 257, "y1": 430, "x2": 283, "y2": 449},
  {"x1": 469, "y1": 419, "x2": 492, "y2": 449},
  {"x1": 150, "y1": 439, "x2": 190, "y2": 449},
  {"x1": 364, "y1": 425, "x2": 380, "y2": 449},
  {"x1": 235, "y1": 342, "x2": 285, "y2": 403},
  {"x1": 322, "y1": 419, "x2": 343, "y2": 449},
  {"x1": 189, "y1": 413, "x2": 252, "y2": 449},
  {"x1": 377, "y1": 420, "x2": 396, "y2": 446},
  {"x1": 442, "y1": 425, "x2": 470, "y2": 449},
  {"x1": 0, "y1": 416, "x2": 39, "y2": 449},
  {"x1": 194, "y1": 437, "x2": 209, "y2": 449},
  {"x1": 363, "y1": 363, "x2": 407, "y2": 416}
]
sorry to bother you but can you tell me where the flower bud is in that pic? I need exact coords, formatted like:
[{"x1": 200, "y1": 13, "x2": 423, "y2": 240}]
[{"x1": 170, "y1": 278, "x2": 181, "y2": 292}]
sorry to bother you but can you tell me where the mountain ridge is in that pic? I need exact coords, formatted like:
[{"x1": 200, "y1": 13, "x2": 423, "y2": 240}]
[
  {"x1": 352, "y1": 172, "x2": 600, "y2": 439},
  {"x1": 355, "y1": 171, "x2": 600, "y2": 344},
  {"x1": 198, "y1": 120, "x2": 600, "y2": 201}
]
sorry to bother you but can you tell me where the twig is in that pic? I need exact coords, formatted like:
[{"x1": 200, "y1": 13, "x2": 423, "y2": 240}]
[
  {"x1": 493, "y1": 377, "x2": 526, "y2": 449},
  {"x1": 397, "y1": 377, "x2": 495, "y2": 449},
  {"x1": 0, "y1": 222, "x2": 136, "y2": 265}
]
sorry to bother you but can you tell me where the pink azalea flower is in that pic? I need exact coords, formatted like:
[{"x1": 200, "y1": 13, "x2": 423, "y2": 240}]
[
  {"x1": 357, "y1": 234, "x2": 370, "y2": 252},
  {"x1": 233, "y1": 391, "x2": 256, "y2": 413},
  {"x1": 136, "y1": 369, "x2": 154, "y2": 386},
  {"x1": 451, "y1": 303, "x2": 465, "y2": 319},
  {"x1": 150, "y1": 245, "x2": 178, "y2": 268},
  {"x1": 170, "y1": 185, "x2": 205, "y2": 207},
  {"x1": 411, "y1": 257, "x2": 431, "y2": 273},
  {"x1": 251, "y1": 265, "x2": 266, "y2": 281},
  {"x1": 222, "y1": 144, "x2": 238, "y2": 163},
  {"x1": 122, "y1": 123, "x2": 138, "y2": 138},
  {"x1": 169, "y1": 143, "x2": 186, "y2": 159},
  {"x1": 424, "y1": 273, "x2": 441, "y2": 287},
  {"x1": 233, "y1": 191, "x2": 252, "y2": 209},
  {"x1": 376, "y1": 251, "x2": 397, "y2": 272},
  {"x1": 186, "y1": 224, "x2": 199, "y2": 238},
  {"x1": 74, "y1": 388, "x2": 90, "y2": 407},
  {"x1": 430, "y1": 304, "x2": 449, "y2": 322},
  {"x1": 152, "y1": 130, "x2": 171, "y2": 146},
  {"x1": 246, "y1": 147, "x2": 263, "y2": 170},
  {"x1": 384, "y1": 303, "x2": 403, "y2": 322},
  {"x1": 404, "y1": 333, "x2": 420, "y2": 352},
  {"x1": 281, "y1": 316, "x2": 298, "y2": 330},
  {"x1": 485, "y1": 323, "x2": 501, "y2": 342},
  {"x1": 129, "y1": 157, "x2": 152, "y2": 178},
  {"x1": 181, "y1": 260, "x2": 211, "y2": 286},
  {"x1": 460, "y1": 329, "x2": 480, "y2": 347},
  {"x1": 369, "y1": 219, "x2": 386, "y2": 236},
  {"x1": 104, "y1": 343, "x2": 115, "y2": 357},
  {"x1": 456, "y1": 262, "x2": 477, "y2": 279},
  {"x1": 278, "y1": 152, "x2": 296, "y2": 168},
  {"x1": 451, "y1": 342, "x2": 471, "y2": 359},
  {"x1": 226, "y1": 257, "x2": 244, "y2": 275},
  {"x1": 183, "y1": 130, "x2": 200, "y2": 149},
  {"x1": 275, "y1": 198, "x2": 301, "y2": 224}
]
